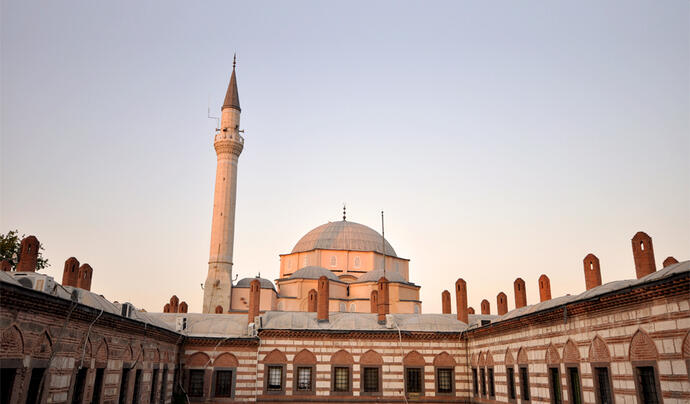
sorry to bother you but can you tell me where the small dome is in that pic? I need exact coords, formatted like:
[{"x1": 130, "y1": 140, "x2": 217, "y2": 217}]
[
  {"x1": 355, "y1": 269, "x2": 409, "y2": 284},
  {"x1": 292, "y1": 221, "x2": 397, "y2": 256},
  {"x1": 235, "y1": 277, "x2": 275, "y2": 290},
  {"x1": 288, "y1": 266, "x2": 340, "y2": 281}
]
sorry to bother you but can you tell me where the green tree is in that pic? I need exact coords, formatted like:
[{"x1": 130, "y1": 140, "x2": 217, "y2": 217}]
[{"x1": 0, "y1": 230, "x2": 49, "y2": 270}]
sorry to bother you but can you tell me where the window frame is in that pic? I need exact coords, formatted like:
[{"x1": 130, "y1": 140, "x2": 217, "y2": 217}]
[
  {"x1": 404, "y1": 366, "x2": 425, "y2": 396},
  {"x1": 210, "y1": 367, "x2": 236, "y2": 399},
  {"x1": 263, "y1": 364, "x2": 286, "y2": 395},
  {"x1": 480, "y1": 367, "x2": 487, "y2": 396},
  {"x1": 360, "y1": 366, "x2": 382, "y2": 396},
  {"x1": 435, "y1": 367, "x2": 454, "y2": 395},
  {"x1": 591, "y1": 363, "x2": 614, "y2": 404},
  {"x1": 506, "y1": 366, "x2": 516, "y2": 403},
  {"x1": 565, "y1": 364, "x2": 583, "y2": 404},
  {"x1": 632, "y1": 361, "x2": 663, "y2": 404},
  {"x1": 472, "y1": 367, "x2": 479, "y2": 397},
  {"x1": 293, "y1": 365, "x2": 316, "y2": 395},
  {"x1": 187, "y1": 369, "x2": 206, "y2": 399},
  {"x1": 519, "y1": 365, "x2": 530, "y2": 402},
  {"x1": 331, "y1": 365, "x2": 353, "y2": 395},
  {"x1": 488, "y1": 367, "x2": 495, "y2": 398},
  {"x1": 548, "y1": 366, "x2": 562, "y2": 404}
]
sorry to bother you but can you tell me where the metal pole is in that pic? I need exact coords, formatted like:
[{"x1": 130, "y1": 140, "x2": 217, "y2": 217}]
[{"x1": 381, "y1": 211, "x2": 385, "y2": 278}]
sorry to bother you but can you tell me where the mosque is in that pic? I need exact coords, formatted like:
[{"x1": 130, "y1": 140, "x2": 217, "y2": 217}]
[{"x1": 0, "y1": 62, "x2": 688, "y2": 404}]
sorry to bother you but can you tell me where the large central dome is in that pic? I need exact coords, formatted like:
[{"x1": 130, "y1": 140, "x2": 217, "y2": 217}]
[{"x1": 292, "y1": 221, "x2": 397, "y2": 257}]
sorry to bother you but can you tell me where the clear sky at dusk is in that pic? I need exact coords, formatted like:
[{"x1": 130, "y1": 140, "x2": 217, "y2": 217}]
[{"x1": 2, "y1": 1, "x2": 688, "y2": 313}]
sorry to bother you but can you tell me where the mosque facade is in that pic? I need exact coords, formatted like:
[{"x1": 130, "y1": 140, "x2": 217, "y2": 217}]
[{"x1": 1, "y1": 66, "x2": 689, "y2": 404}]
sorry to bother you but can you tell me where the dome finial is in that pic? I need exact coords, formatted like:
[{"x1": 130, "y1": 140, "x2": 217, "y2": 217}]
[
  {"x1": 343, "y1": 204, "x2": 346, "y2": 221},
  {"x1": 233, "y1": 53, "x2": 236, "y2": 69}
]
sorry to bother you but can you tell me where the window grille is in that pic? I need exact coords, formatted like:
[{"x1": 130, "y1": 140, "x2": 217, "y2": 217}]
[
  {"x1": 267, "y1": 366, "x2": 282, "y2": 391},
  {"x1": 568, "y1": 367, "x2": 582, "y2": 404},
  {"x1": 437, "y1": 368, "x2": 452, "y2": 393},
  {"x1": 362, "y1": 367, "x2": 379, "y2": 392},
  {"x1": 296, "y1": 367, "x2": 312, "y2": 391},
  {"x1": 595, "y1": 367, "x2": 612, "y2": 404},
  {"x1": 549, "y1": 367, "x2": 562, "y2": 404},
  {"x1": 333, "y1": 367, "x2": 349, "y2": 392},
  {"x1": 507, "y1": 367, "x2": 516, "y2": 400},
  {"x1": 405, "y1": 368, "x2": 422, "y2": 393},
  {"x1": 636, "y1": 366, "x2": 659, "y2": 404},
  {"x1": 189, "y1": 370, "x2": 204, "y2": 397},
  {"x1": 520, "y1": 366, "x2": 530, "y2": 401},
  {"x1": 214, "y1": 370, "x2": 232, "y2": 397}
]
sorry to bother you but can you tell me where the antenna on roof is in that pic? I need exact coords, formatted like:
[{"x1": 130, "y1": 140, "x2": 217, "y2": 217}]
[
  {"x1": 208, "y1": 96, "x2": 220, "y2": 131},
  {"x1": 381, "y1": 210, "x2": 386, "y2": 278}
]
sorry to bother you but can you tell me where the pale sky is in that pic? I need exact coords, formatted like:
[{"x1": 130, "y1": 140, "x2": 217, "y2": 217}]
[{"x1": 2, "y1": 1, "x2": 688, "y2": 314}]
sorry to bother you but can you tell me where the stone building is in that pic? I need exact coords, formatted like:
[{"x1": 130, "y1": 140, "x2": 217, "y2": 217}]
[{"x1": 1, "y1": 65, "x2": 688, "y2": 403}]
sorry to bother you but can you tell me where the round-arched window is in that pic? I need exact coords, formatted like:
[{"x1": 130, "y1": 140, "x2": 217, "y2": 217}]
[
  {"x1": 354, "y1": 256, "x2": 361, "y2": 268},
  {"x1": 330, "y1": 256, "x2": 337, "y2": 267}
]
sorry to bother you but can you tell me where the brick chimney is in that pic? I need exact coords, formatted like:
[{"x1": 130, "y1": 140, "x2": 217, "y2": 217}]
[
  {"x1": 583, "y1": 253, "x2": 602, "y2": 290},
  {"x1": 480, "y1": 299, "x2": 490, "y2": 315},
  {"x1": 163, "y1": 303, "x2": 171, "y2": 313},
  {"x1": 1, "y1": 260, "x2": 12, "y2": 272},
  {"x1": 663, "y1": 256, "x2": 678, "y2": 267},
  {"x1": 178, "y1": 302, "x2": 188, "y2": 313},
  {"x1": 514, "y1": 278, "x2": 526, "y2": 309},
  {"x1": 370, "y1": 290, "x2": 378, "y2": 313},
  {"x1": 77, "y1": 264, "x2": 93, "y2": 291},
  {"x1": 62, "y1": 257, "x2": 80, "y2": 287},
  {"x1": 170, "y1": 295, "x2": 179, "y2": 313},
  {"x1": 538, "y1": 274, "x2": 551, "y2": 302},
  {"x1": 308, "y1": 289, "x2": 318, "y2": 312},
  {"x1": 248, "y1": 279, "x2": 261, "y2": 324},
  {"x1": 632, "y1": 231, "x2": 656, "y2": 279},
  {"x1": 17, "y1": 236, "x2": 39, "y2": 272},
  {"x1": 455, "y1": 279, "x2": 468, "y2": 323},
  {"x1": 215, "y1": 305, "x2": 223, "y2": 314},
  {"x1": 468, "y1": 307, "x2": 475, "y2": 315},
  {"x1": 441, "y1": 290, "x2": 451, "y2": 314},
  {"x1": 377, "y1": 277, "x2": 390, "y2": 324},
  {"x1": 496, "y1": 292, "x2": 508, "y2": 315},
  {"x1": 317, "y1": 276, "x2": 329, "y2": 322}
]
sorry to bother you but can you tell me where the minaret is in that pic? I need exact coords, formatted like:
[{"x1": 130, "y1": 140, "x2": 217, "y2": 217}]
[{"x1": 203, "y1": 56, "x2": 244, "y2": 313}]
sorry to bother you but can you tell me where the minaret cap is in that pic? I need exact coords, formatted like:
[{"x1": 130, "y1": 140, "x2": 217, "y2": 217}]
[{"x1": 222, "y1": 54, "x2": 241, "y2": 111}]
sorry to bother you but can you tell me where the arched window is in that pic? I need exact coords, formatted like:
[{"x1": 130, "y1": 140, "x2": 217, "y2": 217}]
[
  {"x1": 563, "y1": 340, "x2": 582, "y2": 404},
  {"x1": 589, "y1": 335, "x2": 613, "y2": 404},
  {"x1": 403, "y1": 351, "x2": 426, "y2": 396},
  {"x1": 354, "y1": 256, "x2": 361, "y2": 268},
  {"x1": 360, "y1": 350, "x2": 383, "y2": 396},
  {"x1": 293, "y1": 349, "x2": 317, "y2": 395},
  {"x1": 434, "y1": 352, "x2": 456, "y2": 395},
  {"x1": 349, "y1": 303, "x2": 356, "y2": 312},
  {"x1": 330, "y1": 350, "x2": 354, "y2": 395},
  {"x1": 330, "y1": 256, "x2": 337, "y2": 267},
  {"x1": 545, "y1": 344, "x2": 562, "y2": 404},
  {"x1": 629, "y1": 330, "x2": 662, "y2": 404},
  {"x1": 262, "y1": 349, "x2": 287, "y2": 394}
]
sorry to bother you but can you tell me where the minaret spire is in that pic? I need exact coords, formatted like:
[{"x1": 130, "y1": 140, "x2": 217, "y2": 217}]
[
  {"x1": 223, "y1": 53, "x2": 241, "y2": 112},
  {"x1": 203, "y1": 60, "x2": 245, "y2": 314}
]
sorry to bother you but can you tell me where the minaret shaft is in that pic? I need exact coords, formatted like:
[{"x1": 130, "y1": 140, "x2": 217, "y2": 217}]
[{"x1": 203, "y1": 69, "x2": 243, "y2": 314}]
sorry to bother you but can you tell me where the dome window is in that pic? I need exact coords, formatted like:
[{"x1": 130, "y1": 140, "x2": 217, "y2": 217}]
[
  {"x1": 303, "y1": 256, "x2": 309, "y2": 267},
  {"x1": 339, "y1": 303, "x2": 346, "y2": 312},
  {"x1": 354, "y1": 257, "x2": 361, "y2": 268},
  {"x1": 349, "y1": 303, "x2": 356, "y2": 312},
  {"x1": 330, "y1": 256, "x2": 337, "y2": 267}
]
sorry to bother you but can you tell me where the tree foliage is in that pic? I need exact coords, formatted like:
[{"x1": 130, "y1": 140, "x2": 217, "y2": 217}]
[{"x1": 0, "y1": 230, "x2": 49, "y2": 271}]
